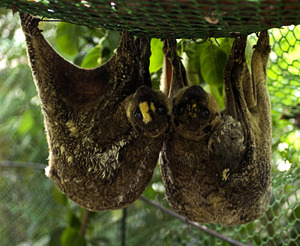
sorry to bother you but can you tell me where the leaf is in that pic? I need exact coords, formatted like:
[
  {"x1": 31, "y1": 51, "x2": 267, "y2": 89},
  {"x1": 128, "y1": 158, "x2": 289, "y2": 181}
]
[
  {"x1": 67, "y1": 210, "x2": 82, "y2": 229},
  {"x1": 182, "y1": 52, "x2": 200, "y2": 86},
  {"x1": 49, "y1": 228, "x2": 64, "y2": 246},
  {"x1": 291, "y1": 206, "x2": 300, "y2": 220},
  {"x1": 187, "y1": 43, "x2": 205, "y2": 85},
  {"x1": 209, "y1": 84, "x2": 225, "y2": 110},
  {"x1": 100, "y1": 31, "x2": 120, "y2": 64},
  {"x1": 110, "y1": 210, "x2": 122, "y2": 222},
  {"x1": 104, "y1": 31, "x2": 121, "y2": 51},
  {"x1": 150, "y1": 39, "x2": 163, "y2": 73},
  {"x1": 81, "y1": 46, "x2": 101, "y2": 68},
  {"x1": 61, "y1": 228, "x2": 86, "y2": 246},
  {"x1": 199, "y1": 43, "x2": 227, "y2": 88},
  {"x1": 17, "y1": 110, "x2": 34, "y2": 135},
  {"x1": 203, "y1": 84, "x2": 225, "y2": 110},
  {"x1": 217, "y1": 38, "x2": 234, "y2": 58},
  {"x1": 56, "y1": 23, "x2": 82, "y2": 57},
  {"x1": 143, "y1": 184, "x2": 156, "y2": 200},
  {"x1": 52, "y1": 186, "x2": 68, "y2": 206}
]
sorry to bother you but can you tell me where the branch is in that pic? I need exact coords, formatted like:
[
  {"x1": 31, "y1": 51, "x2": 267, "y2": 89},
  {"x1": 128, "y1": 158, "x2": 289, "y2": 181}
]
[
  {"x1": 140, "y1": 196, "x2": 250, "y2": 246},
  {"x1": 0, "y1": 161, "x2": 45, "y2": 169},
  {"x1": 80, "y1": 210, "x2": 91, "y2": 236},
  {"x1": 121, "y1": 208, "x2": 127, "y2": 246}
]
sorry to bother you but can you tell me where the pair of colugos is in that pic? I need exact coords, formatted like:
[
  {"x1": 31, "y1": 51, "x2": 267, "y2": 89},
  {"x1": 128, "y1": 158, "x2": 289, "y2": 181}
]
[{"x1": 20, "y1": 13, "x2": 271, "y2": 225}]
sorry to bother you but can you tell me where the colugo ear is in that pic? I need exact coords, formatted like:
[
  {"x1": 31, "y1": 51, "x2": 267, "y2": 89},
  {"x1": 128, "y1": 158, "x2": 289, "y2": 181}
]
[{"x1": 161, "y1": 38, "x2": 188, "y2": 99}]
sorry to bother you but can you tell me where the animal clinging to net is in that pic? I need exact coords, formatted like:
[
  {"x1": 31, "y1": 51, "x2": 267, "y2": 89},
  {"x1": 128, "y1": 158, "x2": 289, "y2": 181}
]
[
  {"x1": 20, "y1": 13, "x2": 171, "y2": 211},
  {"x1": 160, "y1": 31, "x2": 272, "y2": 225}
]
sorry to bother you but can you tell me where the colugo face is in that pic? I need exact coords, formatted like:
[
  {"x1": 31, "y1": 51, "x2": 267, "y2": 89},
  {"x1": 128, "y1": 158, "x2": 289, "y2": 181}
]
[
  {"x1": 172, "y1": 85, "x2": 221, "y2": 140},
  {"x1": 126, "y1": 86, "x2": 171, "y2": 138}
]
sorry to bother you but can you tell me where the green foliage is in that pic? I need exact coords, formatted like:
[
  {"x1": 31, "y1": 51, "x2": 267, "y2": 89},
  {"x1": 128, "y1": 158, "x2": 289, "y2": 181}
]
[
  {"x1": 52, "y1": 186, "x2": 68, "y2": 206},
  {"x1": 81, "y1": 46, "x2": 101, "y2": 68},
  {"x1": 199, "y1": 42, "x2": 227, "y2": 88},
  {"x1": 149, "y1": 38, "x2": 163, "y2": 73},
  {"x1": 56, "y1": 23, "x2": 84, "y2": 57},
  {"x1": 81, "y1": 31, "x2": 120, "y2": 68},
  {"x1": 180, "y1": 38, "x2": 233, "y2": 110},
  {"x1": 0, "y1": 11, "x2": 48, "y2": 162},
  {"x1": 61, "y1": 228, "x2": 86, "y2": 246}
]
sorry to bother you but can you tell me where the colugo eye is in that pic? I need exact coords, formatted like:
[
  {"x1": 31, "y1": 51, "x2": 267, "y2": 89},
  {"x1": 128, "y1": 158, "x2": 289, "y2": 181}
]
[
  {"x1": 176, "y1": 103, "x2": 185, "y2": 115},
  {"x1": 201, "y1": 108, "x2": 210, "y2": 119},
  {"x1": 157, "y1": 104, "x2": 166, "y2": 114},
  {"x1": 134, "y1": 108, "x2": 143, "y2": 120}
]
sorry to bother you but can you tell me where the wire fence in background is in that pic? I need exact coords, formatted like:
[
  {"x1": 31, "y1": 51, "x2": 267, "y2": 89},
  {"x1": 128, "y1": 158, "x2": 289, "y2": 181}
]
[{"x1": 0, "y1": 163, "x2": 299, "y2": 245}]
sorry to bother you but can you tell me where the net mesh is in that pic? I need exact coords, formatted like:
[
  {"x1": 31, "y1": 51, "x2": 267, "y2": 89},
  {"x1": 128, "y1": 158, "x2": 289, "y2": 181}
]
[
  {"x1": 0, "y1": 165, "x2": 299, "y2": 245},
  {"x1": 0, "y1": 0, "x2": 299, "y2": 245},
  {"x1": 2, "y1": 0, "x2": 300, "y2": 38}
]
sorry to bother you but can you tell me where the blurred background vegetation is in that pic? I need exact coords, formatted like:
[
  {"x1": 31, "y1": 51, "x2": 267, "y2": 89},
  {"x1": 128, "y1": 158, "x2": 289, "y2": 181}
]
[{"x1": 0, "y1": 8, "x2": 299, "y2": 246}]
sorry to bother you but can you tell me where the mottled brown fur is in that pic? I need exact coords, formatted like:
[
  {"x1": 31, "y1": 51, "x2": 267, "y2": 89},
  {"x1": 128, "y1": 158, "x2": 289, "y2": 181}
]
[
  {"x1": 160, "y1": 31, "x2": 271, "y2": 225},
  {"x1": 20, "y1": 13, "x2": 171, "y2": 211}
]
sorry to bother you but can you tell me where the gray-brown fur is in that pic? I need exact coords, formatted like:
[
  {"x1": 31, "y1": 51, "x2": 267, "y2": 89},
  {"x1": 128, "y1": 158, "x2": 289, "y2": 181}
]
[
  {"x1": 20, "y1": 13, "x2": 171, "y2": 211},
  {"x1": 160, "y1": 31, "x2": 271, "y2": 225}
]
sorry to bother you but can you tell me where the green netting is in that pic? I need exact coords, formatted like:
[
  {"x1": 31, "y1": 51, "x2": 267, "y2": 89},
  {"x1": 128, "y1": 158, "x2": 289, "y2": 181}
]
[
  {"x1": 0, "y1": 165, "x2": 66, "y2": 246},
  {"x1": 1, "y1": 0, "x2": 300, "y2": 38},
  {"x1": 0, "y1": 165, "x2": 299, "y2": 245},
  {"x1": 260, "y1": 26, "x2": 300, "y2": 119}
]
